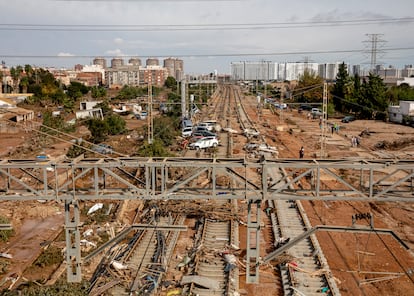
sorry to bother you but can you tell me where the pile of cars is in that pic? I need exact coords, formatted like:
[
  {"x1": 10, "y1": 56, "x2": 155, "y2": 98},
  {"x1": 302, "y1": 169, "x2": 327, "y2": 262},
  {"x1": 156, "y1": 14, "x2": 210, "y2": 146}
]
[{"x1": 181, "y1": 120, "x2": 221, "y2": 149}]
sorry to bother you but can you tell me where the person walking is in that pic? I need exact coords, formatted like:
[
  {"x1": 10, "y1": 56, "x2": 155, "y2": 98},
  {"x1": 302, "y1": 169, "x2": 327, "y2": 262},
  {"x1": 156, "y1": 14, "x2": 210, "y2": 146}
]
[{"x1": 299, "y1": 146, "x2": 304, "y2": 158}]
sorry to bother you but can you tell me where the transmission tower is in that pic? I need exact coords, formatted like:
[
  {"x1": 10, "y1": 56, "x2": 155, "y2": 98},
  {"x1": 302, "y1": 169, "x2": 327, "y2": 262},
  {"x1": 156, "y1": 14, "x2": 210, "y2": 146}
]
[{"x1": 364, "y1": 34, "x2": 386, "y2": 73}]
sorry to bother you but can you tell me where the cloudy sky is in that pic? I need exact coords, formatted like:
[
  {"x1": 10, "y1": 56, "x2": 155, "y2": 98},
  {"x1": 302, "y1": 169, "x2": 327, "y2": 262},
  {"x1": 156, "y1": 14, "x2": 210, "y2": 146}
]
[{"x1": 0, "y1": 0, "x2": 413, "y2": 74}]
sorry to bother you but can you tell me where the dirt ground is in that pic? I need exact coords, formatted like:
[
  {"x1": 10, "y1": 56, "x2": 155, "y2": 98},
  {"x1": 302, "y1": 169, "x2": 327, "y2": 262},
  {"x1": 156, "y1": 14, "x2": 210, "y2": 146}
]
[
  {"x1": 1, "y1": 97, "x2": 414, "y2": 294},
  {"x1": 0, "y1": 117, "x2": 147, "y2": 290},
  {"x1": 239, "y1": 98, "x2": 414, "y2": 296}
]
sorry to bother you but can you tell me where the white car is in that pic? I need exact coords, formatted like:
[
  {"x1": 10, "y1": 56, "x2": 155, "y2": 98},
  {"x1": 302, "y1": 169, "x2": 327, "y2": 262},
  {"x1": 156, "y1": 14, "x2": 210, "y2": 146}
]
[
  {"x1": 197, "y1": 121, "x2": 217, "y2": 132},
  {"x1": 182, "y1": 127, "x2": 193, "y2": 137},
  {"x1": 189, "y1": 136, "x2": 219, "y2": 150}
]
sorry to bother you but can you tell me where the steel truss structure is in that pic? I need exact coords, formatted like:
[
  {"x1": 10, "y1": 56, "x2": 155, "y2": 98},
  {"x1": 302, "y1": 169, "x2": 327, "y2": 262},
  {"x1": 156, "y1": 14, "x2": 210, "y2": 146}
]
[{"x1": 0, "y1": 156, "x2": 413, "y2": 282}]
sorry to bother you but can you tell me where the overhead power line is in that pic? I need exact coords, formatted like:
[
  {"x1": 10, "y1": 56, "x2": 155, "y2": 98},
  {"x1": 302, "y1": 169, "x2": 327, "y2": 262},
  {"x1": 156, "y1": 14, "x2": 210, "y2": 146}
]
[
  {"x1": 0, "y1": 47, "x2": 413, "y2": 59},
  {"x1": 0, "y1": 17, "x2": 413, "y2": 31}
]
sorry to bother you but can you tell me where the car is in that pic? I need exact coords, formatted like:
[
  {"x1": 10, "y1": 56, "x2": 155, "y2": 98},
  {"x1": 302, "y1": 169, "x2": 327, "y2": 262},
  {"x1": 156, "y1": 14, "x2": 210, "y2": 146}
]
[
  {"x1": 298, "y1": 105, "x2": 312, "y2": 112},
  {"x1": 193, "y1": 130, "x2": 217, "y2": 138},
  {"x1": 182, "y1": 119, "x2": 193, "y2": 128},
  {"x1": 92, "y1": 144, "x2": 113, "y2": 154},
  {"x1": 194, "y1": 125, "x2": 209, "y2": 133},
  {"x1": 182, "y1": 127, "x2": 193, "y2": 137},
  {"x1": 189, "y1": 136, "x2": 219, "y2": 150},
  {"x1": 341, "y1": 115, "x2": 355, "y2": 123},
  {"x1": 310, "y1": 108, "x2": 323, "y2": 118},
  {"x1": 197, "y1": 121, "x2": 217, "y2": 132}
]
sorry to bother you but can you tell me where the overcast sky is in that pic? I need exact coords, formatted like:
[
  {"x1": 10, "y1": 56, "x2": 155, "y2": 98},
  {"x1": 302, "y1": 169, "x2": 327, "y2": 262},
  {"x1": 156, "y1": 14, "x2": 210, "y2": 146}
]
[{"x1": 1, "y1": 0, "x2": 413, "y2": 74}]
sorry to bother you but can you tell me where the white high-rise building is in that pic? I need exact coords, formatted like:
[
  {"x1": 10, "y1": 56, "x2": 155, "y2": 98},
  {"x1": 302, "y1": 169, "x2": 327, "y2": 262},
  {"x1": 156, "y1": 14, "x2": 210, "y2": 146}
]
[
  {"x1": 278, "y1": 62, "x2": 319, "y2": 81},
  {"x1": 230, "y1": 61, "x2": 276, "y2": 81},
  {"x1": 318, "y1": 62, "x2": 347, "y2": 81}
]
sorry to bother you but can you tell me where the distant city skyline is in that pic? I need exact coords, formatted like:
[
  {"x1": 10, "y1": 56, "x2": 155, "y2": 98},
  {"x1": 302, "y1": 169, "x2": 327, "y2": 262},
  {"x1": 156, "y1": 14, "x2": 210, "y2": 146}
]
[{"x1": 1, "y1": 0, "x2": 413, "y2": 74}]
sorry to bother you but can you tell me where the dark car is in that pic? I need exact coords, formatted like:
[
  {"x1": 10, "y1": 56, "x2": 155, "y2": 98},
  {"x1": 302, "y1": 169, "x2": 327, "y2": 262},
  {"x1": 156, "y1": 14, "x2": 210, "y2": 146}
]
[
  {"x1": 193, "y1": 130, "x2": 217, "y2": 138},
  {"x1": 92, "y1": 144, "x2": 113, "y2": 154},
  {"x1": 298, "y1": 105, "x2": 312, "y2": 112},
  {"x1": 341, "y1": 115, "x2": 356, "y2": 123}
]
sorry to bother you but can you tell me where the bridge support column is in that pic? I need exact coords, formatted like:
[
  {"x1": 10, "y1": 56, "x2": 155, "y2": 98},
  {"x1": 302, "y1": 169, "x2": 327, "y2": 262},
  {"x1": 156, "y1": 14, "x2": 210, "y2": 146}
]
[
  {"x1": 246, "y1": 200, "x2": 261, "y2": 283},
  {"x1": 65, "y1": 200, "x2": 82, "y2": 282}
]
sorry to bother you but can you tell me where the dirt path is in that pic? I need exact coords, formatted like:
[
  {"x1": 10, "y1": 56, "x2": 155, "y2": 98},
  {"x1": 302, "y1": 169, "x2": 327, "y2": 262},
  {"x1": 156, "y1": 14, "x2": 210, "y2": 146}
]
[{"x1": 0, "y1": 202, "x2": 64, "y2": 289}]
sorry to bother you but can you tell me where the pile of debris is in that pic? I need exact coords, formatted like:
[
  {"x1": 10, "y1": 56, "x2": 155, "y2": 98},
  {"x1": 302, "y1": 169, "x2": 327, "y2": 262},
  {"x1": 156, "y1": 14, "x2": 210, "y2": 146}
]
[
  {"x1": 154, "y1": 200, "x2": 241, "y2": 221},
  {"x1": 374, "y1": 138, "x2": 414, "y2": 150}
]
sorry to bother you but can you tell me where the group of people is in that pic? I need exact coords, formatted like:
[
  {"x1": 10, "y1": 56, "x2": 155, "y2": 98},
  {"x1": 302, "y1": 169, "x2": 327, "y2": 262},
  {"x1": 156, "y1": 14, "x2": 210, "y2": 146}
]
[
  {"x1": 330, "y1": 122, "x2": 340, "y2": 134},
  {"x1": 351, "y1": 136, "x2": 360, "y2": 147}
]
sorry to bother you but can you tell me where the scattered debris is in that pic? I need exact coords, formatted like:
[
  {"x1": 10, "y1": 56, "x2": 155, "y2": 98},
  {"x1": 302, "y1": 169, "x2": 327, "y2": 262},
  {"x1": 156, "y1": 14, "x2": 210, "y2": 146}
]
[
  {"x1": 87, "y1": 203, "x2": 104, "y2": 215},
  {"x1": 111, "y1": 260, "x2": 128, "y2": 270},
  {"x1": 222, "y1": 127, "x2": 239, "y2": 134},
  {"x1": 243, "y1": 128, "x2": 260, "y2": 138},
  {"x1": 181, "y1": 275, "x2": 220, "y2": 290},
  {"x1": 80, "y1": 239, "x2": 97, "y2": 248},
  {"x1": 83, "y1": 229, "x2": 93, "y2": 237},
  {"x1": 166, "y1": 289, "x2": 182, "y2": 296},
  {"x1": 0, "y1": 253, "x2": 12, "y2": 259}
]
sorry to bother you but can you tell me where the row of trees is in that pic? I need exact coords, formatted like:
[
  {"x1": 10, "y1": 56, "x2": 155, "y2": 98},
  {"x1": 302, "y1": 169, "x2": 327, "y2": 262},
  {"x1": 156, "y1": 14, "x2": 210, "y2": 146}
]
[
  {"x1": 292, "y1": 63, "x2": 414, "y2": 119},
  {"x1": 331, "y1": 64, "x2": 388, "y2": 119}
]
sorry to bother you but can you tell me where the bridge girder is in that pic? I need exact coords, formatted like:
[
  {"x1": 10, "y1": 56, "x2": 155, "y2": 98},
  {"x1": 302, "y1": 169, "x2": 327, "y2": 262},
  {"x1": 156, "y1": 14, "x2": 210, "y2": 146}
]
[{"x1": 0, "y1": 157, "x2": 413, "y2": 202}]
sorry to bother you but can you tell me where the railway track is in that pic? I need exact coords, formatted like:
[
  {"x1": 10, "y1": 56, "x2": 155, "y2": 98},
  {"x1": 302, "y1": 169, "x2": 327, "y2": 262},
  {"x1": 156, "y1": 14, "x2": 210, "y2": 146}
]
[
  {"x1": 229, "y1": 84, "x2": 339, "y2": 295},
  {"x1": 182, "y1": 199, "x2": 238, "y2": 296},
  {"x1": 89, "y1": 212, "x2": 185, "y2": 295}
]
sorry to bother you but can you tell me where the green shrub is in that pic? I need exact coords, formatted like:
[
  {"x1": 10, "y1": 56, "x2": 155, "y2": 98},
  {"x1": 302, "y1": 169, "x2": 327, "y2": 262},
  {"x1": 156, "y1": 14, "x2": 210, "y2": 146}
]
[{"x1": 0, "y1": 216, "x2": 13, "y2": 242}]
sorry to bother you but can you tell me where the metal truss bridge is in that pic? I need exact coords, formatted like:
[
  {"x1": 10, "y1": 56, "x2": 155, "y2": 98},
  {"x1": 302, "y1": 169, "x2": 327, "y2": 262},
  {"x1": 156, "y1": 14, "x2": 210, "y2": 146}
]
[{"x1": 1, "y1": 156, "x2": 413, "y2": 282}]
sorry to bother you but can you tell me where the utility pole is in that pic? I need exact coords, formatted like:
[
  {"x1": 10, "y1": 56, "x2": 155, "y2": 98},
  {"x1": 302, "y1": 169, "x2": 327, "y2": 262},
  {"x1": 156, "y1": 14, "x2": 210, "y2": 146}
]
[
  {"x1": 147, "y1": 81, "x2": 153, "y2": 144},
  {"x1": 320, "y1": 82, "x2": 328, "y2": 158},
  {"x1": 181, "y1": 79, "x2": 186, "y2": 119}
]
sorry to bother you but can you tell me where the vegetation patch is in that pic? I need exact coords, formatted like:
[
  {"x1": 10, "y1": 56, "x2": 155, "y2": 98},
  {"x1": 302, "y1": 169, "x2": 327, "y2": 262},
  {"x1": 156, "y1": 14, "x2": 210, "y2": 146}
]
[
  {"x1": 0, "y1": 216, "x2": 13, "y2": 242},
  {"x1": 33, "y1": 245, "x2": 63, "y2": 268},
  {"x1": 0, "y1": 279, "x2": 90, "y2": 296}
]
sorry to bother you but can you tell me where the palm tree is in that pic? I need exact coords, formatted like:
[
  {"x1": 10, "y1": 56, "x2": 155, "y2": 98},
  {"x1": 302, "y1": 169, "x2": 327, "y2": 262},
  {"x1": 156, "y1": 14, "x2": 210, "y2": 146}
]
[
  {"x1": 10, "y1": 65, "x2": 23, "y2": 93},
  {"x1": 20, "y1": 76, "x2": 29, "y2": 93}
]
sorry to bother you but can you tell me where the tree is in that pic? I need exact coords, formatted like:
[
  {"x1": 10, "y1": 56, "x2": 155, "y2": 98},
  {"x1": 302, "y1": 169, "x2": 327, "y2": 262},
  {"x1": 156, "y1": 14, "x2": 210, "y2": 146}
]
[
  {"x1": 20, "y1": 76, "x2": 29, "y2": 93},
  {"x1": 105, "y1": 114, "x2": 126, "y2": 135},
  {"x1": 41, "y1": 111, "x2": 75, "y2": 134},
  {"x1": 86, "y1": 118, "x2": 109, "y2": 143},
  {"x1": 67, "y1": 81, "x2": 89, "y2": 100},
  {"x1": 91, "y1": 86, "x2": 107, "y2": 98},
  {"x1": 137, "y1": 139, "x2": 173, "y2": 157},
  {"x1": 24, "y1": 64, "x2": 34, "y2": 78},
  {"x1": 85, "y1": 114, "x2": 126, "y2": 143},
  {"x1": 116, "y1": 85, "x2": 145, "y2": 100},
  {"x1": 165, "y1": 92, "x2": 181, "y2": 117},
  {"x1": 331, "y1": 62, "x2": 353, "y2": 113},
  {"x1": 358, "y1": 73, "x2": 388, "y2": 119},
  {"x1": 10, "y1": 66, "x2": 23, "y2": 93},
  {"x1": 387, "y1": 83, "x2": 414, "y2": 104},
  {"x1": 26, "y1": 68, "x2": 63, "y2": 104},
  {"x1": 66, "y1": 140, "x2": 87, "y2": 158},
  {"x1": 295, "y1": 69, "x2": 324, "y2": 103},
  {"x1": 165, "y1": 76, "x2": 177, "y2": 90},
  {"x1": 95, "y1": 101, "x2": 112, "y2": 116}
]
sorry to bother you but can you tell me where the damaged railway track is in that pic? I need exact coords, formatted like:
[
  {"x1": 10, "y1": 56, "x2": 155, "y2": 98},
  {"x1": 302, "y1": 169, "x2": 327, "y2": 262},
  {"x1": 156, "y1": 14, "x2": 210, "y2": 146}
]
[
  {"x1": 88, "y1": 212, "x2": 186, "y2": 295},
  {"x1": 185, "y1": 200, "x2": 239, "y2": 296}
]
